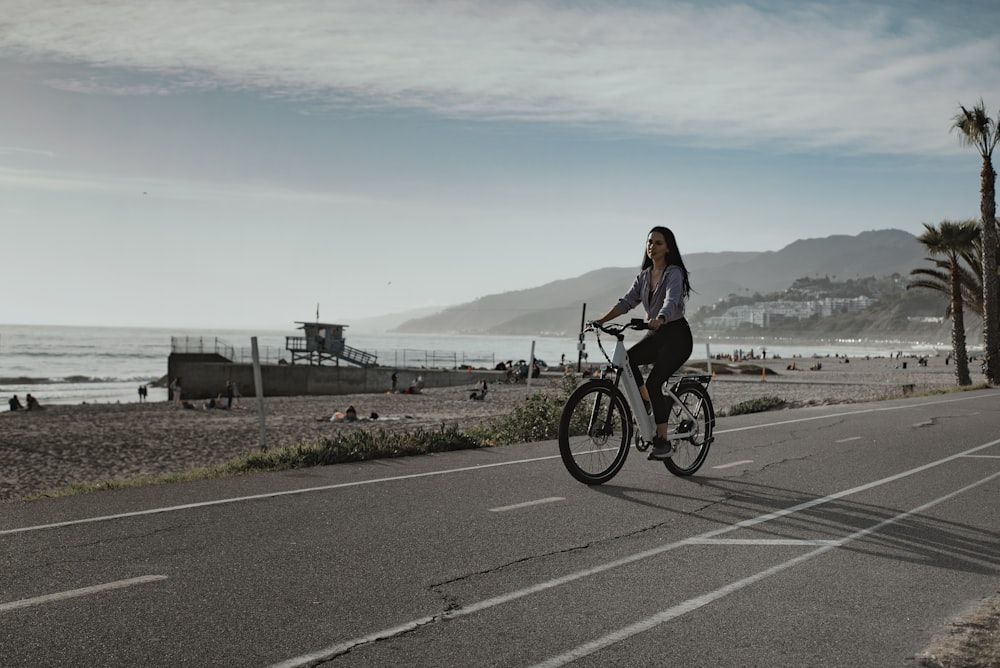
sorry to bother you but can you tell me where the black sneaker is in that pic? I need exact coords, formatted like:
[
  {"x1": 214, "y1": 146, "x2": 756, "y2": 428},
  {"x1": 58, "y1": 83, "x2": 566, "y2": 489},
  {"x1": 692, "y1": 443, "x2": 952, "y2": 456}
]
[{"x1": 647, "y1": 437, "x2": 674, "y2": 460}]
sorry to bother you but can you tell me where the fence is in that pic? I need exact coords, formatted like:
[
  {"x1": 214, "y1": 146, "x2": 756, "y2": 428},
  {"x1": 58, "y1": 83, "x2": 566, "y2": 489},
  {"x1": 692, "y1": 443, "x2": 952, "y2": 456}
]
[
  {"x1": 377, "y1": 349, "x2": 496, "y2": 369},
  {"x1": 170, "y1": 336, "x2": 237, "y2": 361},
  {"x1": 171, "y1": 337, "x2": 495, "y2": 370}
]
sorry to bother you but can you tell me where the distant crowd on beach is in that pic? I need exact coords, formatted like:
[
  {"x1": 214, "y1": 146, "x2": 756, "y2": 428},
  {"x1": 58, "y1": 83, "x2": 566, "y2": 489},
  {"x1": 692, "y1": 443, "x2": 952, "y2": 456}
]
[{"x1": 162, "y1": 377, "x2": 244, "y2": 411}]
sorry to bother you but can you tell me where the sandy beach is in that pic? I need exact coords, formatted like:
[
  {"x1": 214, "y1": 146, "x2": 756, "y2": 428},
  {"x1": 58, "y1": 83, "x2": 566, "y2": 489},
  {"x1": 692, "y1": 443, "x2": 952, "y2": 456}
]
[{"x1": 0, "y1": 354, "x2": 970, "y2": 501}]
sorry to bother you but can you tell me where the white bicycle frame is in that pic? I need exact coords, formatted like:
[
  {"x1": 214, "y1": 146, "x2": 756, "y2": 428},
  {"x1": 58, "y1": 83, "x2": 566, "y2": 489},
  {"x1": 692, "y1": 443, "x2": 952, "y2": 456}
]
[{"x1": 604, "y1": 328, "x2": 700, "y2": 444}]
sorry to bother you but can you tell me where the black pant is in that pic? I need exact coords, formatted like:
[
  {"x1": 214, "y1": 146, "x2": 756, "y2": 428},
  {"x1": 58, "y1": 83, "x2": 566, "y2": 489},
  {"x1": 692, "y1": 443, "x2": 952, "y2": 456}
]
[{"x1": 627, "y1": 318, "x2": 693, "y2": 425}]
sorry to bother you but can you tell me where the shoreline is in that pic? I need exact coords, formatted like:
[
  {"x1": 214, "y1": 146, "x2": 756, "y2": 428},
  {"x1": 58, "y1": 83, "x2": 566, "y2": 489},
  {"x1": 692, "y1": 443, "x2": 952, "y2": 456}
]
[{"x1": 0, "y1": 356, "x2": 978, "y2": 502}]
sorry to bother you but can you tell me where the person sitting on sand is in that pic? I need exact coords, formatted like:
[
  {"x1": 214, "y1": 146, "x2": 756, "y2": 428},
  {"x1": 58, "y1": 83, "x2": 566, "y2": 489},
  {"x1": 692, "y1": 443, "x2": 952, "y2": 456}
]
[
  {"x1": 470, "y1": 380, "x2": 488, "y2": 400},
  {"x1": 25, "y1": 394, "x2": 42, "y2": 410},
  {"x1": 344, "y1": 405, "x2": 358, "y2": 422},
  {"x1": 9, "y1": 395, "x2": 23, "y2": 411}
]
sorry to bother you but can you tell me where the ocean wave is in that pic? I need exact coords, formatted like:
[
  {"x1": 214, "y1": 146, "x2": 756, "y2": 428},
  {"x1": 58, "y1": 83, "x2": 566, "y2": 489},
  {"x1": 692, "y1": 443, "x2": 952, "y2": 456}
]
[
  {"x1": 0, "y1": 375, "x2": 162, "y2": 385},
  {"x1": 13, "y1": 351, "x2": 162, "y2": 359}
]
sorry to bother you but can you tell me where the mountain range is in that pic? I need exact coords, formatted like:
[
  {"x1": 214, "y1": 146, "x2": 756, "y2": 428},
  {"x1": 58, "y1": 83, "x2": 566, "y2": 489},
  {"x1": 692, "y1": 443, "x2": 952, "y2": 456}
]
[{"x1": 373, "y1": 229, "x2": 931, "y2": 336}]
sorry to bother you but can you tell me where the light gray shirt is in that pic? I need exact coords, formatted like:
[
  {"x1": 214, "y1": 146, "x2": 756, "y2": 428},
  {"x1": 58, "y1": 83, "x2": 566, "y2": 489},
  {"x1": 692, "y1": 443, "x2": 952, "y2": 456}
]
[{"x1": 615, "y1": 264, "x2": 686, "y2": 323}]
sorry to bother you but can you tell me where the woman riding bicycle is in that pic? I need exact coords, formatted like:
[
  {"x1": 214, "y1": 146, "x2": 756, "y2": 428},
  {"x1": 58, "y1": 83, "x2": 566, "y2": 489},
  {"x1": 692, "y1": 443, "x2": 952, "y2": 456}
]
[{"x1": 594, "y1": 226, "x2": 693, "y2": 460}]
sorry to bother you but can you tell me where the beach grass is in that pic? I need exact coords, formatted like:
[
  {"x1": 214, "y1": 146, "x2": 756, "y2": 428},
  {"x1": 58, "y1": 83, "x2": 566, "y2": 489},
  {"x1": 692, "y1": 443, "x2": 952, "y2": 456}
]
[{"x1": 719, "y1": 395, "x2": 787, "y2": 416}]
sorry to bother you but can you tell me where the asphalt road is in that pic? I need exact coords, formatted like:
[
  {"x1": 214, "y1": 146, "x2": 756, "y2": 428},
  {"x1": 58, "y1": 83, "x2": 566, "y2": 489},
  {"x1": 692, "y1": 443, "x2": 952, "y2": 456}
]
[{"x1": 3, "y1": 390, "x2": 1000, "y2": 667}]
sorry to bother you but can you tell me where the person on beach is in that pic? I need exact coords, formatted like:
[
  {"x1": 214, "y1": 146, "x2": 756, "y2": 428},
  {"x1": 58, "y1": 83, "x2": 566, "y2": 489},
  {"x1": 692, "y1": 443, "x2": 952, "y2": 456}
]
[
  {"x1": 25, "y1": 394, "x2": 42, "y2": 410},
  {"x1": 470, "y1": 379, "x2": 488, "y2": 400},
  {"x1": 344, "y1": 405, "x2": 358, "y2": 422},
  {"x1": 225, "y1": 381, "x2": 234, "y2": 409},
  {"x1": 8, "y1": 395, "x2": 23, "y2": 411},
  {"x1": 170, "y1": 378, "x2": 182, "y2": 408},
  {"x1": 593, "y1": 226, "x2": 694, "y2": 460}
]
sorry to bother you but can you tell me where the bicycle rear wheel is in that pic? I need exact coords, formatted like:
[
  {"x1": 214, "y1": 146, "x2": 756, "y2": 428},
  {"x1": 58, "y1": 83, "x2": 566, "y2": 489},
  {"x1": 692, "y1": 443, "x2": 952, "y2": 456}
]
[
  {"x1": 663, "y1": 381, "x2": 715, "y2": 476},
  {"x1": 558, "y1": 381, "x2": 632, "y2": 485}
]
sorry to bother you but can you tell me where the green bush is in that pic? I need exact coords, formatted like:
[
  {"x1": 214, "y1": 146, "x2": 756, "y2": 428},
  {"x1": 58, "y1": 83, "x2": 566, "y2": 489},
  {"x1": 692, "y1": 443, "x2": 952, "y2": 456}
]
[
  {"x1": 720, "y1": 395, "x2": 786, "y2": 416},
  {"x1": 230, "y1": 423, "x2": 479, "y2": 473},
  {"x1": 468, "y1": 375, "x2": 578, "y2": 445}
]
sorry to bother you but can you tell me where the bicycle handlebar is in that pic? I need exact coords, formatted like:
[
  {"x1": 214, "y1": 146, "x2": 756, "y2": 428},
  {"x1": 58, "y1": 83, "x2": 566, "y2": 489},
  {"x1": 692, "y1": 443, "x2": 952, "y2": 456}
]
[{"x1": 584, "y1": 318, "x2": 649, "y2": 338}]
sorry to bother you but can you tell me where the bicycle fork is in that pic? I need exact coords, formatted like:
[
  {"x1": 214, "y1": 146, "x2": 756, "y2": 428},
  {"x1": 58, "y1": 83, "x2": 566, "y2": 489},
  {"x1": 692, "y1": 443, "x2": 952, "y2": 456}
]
[{"x1": 585, "y1": 385, "x2": 616, "y2": 440}]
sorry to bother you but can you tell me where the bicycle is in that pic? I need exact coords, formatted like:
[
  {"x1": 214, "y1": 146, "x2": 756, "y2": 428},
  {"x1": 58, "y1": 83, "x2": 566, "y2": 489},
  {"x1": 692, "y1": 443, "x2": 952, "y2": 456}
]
[{"x1": 557, "y1": 319, "x2": 716, "y2": 484}]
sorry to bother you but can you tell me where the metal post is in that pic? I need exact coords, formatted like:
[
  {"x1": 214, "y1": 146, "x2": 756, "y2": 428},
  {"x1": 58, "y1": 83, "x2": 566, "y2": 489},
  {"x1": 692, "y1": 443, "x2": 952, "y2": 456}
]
[
  {"x1": 527, "y1": 340, "x2": 536, "y2": 392},
  {"x1": 705, "y1": 342, "x2": 713, "y2": 399},
  {"x1": 251, "y1": 337, "x2": 267, "y2": 452}
]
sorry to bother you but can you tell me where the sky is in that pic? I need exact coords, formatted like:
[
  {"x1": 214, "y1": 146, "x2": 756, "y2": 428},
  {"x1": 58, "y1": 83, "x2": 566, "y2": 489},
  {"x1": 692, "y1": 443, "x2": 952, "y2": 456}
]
[{"x1": 2, "y1": 0, "x2": 999, "y2": 330}]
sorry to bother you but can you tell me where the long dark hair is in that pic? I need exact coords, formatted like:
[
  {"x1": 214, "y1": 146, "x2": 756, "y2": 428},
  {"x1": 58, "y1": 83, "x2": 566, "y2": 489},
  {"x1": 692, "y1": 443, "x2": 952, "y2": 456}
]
[{"x1": 640, "y1": 226, "x2": 691, "y2": 298}]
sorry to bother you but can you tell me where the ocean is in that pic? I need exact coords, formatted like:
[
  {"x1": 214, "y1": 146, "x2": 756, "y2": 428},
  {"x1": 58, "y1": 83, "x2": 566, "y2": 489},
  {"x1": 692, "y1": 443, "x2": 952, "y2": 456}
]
[{"x1": 0, "y1": 323, "x2": 947, "y2": 406}]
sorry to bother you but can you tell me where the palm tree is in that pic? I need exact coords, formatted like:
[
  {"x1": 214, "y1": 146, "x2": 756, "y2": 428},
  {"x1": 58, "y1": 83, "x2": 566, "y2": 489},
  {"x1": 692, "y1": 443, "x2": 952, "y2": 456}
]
[
  {"x1": 910, "y1": 220, "x2": 979, "y2": 385},
  {"x1": 909, "y1": 237, "x2": 984, "y2": 317},
  {"x1": 952, "y1": 100, "x2": 1000, "y2": 384}
]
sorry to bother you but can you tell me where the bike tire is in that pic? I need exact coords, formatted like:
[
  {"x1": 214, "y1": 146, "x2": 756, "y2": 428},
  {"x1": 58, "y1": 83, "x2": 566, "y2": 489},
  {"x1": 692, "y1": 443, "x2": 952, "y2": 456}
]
[
  {"x1": 663, "y1": 381, "x2": 715, "y2": 476},
  {"x1": 558, "y1": 380, "x2": 632, "y2": 485}
]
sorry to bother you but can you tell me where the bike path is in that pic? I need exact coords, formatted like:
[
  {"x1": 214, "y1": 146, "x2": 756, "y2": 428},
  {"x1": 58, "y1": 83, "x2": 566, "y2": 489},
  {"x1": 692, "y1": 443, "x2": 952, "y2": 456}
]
[{"x1": 1, "y1": 390, "x2": 998, "y2": 666}]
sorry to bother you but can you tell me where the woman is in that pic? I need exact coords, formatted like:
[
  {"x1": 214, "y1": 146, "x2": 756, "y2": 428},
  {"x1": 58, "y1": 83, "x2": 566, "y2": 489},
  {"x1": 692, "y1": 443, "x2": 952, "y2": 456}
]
[
  {"x1": 170, "y1": 377, "x2": 182, "y2": 409},
  {"x1": 594, "y1": 226, "x2": 693, "y2": 459}
]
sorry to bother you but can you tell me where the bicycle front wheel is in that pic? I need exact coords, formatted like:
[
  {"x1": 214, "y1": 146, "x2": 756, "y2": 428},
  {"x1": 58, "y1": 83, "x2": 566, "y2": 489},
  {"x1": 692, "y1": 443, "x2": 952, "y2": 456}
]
[
  {"x1": 663, "y1": 381, "x2": 715, "y2": 476},
  {"x1": 558, "y1": 381, "x2": 632, "y2": 485}
]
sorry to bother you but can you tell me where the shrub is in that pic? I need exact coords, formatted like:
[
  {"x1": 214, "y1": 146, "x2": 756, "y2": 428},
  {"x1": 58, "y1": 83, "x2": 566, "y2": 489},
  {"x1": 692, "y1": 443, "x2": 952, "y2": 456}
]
[
  {"x1": 720, "y1": 396, "x2": 786, "y2": 416},
  {"x1": 231, "y1": 424, "x2": 479, "y2": 473},
  {"x1": 468, "y1": 375, "x2": 578, "y2": 445}
]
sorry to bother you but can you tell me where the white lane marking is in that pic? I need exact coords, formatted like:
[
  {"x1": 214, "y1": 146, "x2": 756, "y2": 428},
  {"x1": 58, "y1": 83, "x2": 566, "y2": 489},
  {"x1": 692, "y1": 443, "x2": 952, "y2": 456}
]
[
  {"x1": 965, "y1": 454, "x2": 1000, "y2": 459},
  {"x1": 835, "y1": 437, "x2": 862, "y2": 443},
  {"x1": 5, "y1": 391, "x2": 998, "y2": 538},
  {"x1": 0, "y1": 575, "x2": 167, "y2": 613},
  {"x1": 529, "y1": 469, "x2": 1000, "y2": 668},
  {"x1": 268, "y1": 436, "x2": 1000, "y2": 668},
  {"x1": 913, "y1": 421, "x2": 934, "y2": 427},
  {"x1": 489, "y1": 497, "x2": 564, "y2": 513},
  {"x1": 0, "y1": 456, "x2": 562, "y2": 536},
  {"x1": 714, "y1": 391, "x2": 1000, "y2": 436},
  {"x1": 712, "y1": 460, "x2": 753, "y2": 469},
  {"x1": 684, "y1": 538, "x2": 840, "y2": 546}
]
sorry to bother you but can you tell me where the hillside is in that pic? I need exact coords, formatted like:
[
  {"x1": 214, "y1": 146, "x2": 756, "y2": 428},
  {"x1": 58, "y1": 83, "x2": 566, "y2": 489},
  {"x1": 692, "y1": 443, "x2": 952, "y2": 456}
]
[{"x1": 392, "y1": 229, "x2": 936, "y2": 336}]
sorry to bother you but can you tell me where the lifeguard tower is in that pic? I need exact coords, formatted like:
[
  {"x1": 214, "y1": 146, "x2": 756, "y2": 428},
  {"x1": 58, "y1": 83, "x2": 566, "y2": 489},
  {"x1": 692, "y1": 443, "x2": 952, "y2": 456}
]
[{"x1": 285, "y1": 322, "x2": 378, "y2": 367}]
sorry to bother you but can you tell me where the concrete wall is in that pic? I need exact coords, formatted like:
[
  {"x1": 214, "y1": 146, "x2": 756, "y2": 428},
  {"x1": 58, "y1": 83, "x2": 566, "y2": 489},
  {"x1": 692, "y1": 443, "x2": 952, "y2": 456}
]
[{"x1": 168, "y1": 354, "x2": 497, "y2": 399}]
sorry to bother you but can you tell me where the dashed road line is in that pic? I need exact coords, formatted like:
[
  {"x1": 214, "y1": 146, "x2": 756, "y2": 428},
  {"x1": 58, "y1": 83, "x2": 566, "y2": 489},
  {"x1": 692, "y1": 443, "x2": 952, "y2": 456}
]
[
  {"x1": 712, "y1": 459, "x2": 753, "y2": 469},
  {"x1": 0, "y1": 575, "x2": 168, "y2": 613},
  {"x1": 489, "y1": 497, "x2": 565, "y2": 512}
]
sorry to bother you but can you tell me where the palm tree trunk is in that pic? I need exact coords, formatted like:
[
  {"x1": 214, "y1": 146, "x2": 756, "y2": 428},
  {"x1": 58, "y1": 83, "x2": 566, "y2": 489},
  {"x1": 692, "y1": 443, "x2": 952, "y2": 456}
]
[
  {"x1": 950, "y1": 270, "x2": 972, "y2": 386},
  {"x1": 980, "y1": 156, "x2": 999, "y2": 384}
]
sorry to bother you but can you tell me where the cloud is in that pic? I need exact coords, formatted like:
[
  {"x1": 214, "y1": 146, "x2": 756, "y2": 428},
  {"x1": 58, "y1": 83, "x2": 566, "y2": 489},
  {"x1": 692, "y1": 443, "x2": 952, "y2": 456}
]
[
  {"x1": 1, "y1": 0, "x2": 997, "y2": 155},
  {"x1": 0, "y1": 146, "x2": 54, "y2": 158},
  {"x1": 0, "y1": 165, "x2": 368, "y2": 203}
]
